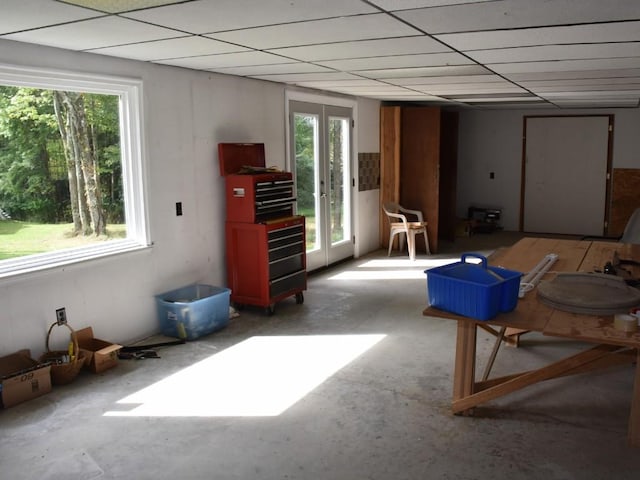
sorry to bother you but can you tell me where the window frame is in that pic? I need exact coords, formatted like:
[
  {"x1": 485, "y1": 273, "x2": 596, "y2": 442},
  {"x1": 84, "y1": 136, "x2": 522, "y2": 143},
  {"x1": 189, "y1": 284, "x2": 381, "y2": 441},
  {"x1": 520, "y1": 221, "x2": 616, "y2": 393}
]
[{"x1": 0, "y1": 63, "x2": 150, "y2": 279}]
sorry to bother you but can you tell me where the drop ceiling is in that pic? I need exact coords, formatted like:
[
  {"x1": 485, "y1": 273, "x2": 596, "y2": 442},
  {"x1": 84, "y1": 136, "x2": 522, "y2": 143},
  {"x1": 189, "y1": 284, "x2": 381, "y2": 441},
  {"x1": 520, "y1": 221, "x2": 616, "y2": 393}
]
[{"x1": 1, "y1": 0, "x2": 640, "y2": 108}]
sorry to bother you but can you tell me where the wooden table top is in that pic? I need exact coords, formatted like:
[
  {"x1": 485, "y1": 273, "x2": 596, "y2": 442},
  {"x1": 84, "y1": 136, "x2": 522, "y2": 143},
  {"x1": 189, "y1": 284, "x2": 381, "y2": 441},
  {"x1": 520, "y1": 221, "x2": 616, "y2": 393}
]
[{"x1": 423, "y1": 237, "x2": 640, "y2": 348}]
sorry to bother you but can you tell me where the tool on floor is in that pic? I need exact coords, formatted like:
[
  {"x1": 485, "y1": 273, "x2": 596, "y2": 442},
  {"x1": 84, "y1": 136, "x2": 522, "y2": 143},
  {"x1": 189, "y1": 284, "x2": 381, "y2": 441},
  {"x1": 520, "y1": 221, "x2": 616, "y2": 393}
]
[
  {"x1": 118, "y1": 338, "x2": 185, "y2": 360},
  {"x1": 118, "y1": 349, "x2": 160, "y2": 360}
]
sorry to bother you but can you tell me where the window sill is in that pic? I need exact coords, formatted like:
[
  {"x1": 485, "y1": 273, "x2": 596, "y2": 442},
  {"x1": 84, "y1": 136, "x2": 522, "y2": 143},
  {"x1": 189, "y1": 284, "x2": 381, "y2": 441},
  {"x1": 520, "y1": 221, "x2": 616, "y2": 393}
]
[{"x1": 0, "y1": 239, "x2": 152, "y2": 280}]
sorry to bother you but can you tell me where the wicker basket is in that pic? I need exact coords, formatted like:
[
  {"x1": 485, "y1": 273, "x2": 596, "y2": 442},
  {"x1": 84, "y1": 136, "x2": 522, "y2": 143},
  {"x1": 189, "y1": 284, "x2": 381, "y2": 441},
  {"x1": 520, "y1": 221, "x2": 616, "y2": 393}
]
[{"x1": 39, "y1": 322, "x2": 86, "y2": 385}]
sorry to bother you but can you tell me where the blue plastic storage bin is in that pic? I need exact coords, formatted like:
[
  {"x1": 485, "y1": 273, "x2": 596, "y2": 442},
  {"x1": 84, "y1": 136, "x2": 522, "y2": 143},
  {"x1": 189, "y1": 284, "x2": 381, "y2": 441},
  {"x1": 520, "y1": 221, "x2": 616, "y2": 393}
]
[
  {"x1": 155, "y1": 284, "x2": 231, "y2": 340},
  {"x1": 425, "y1": 253, "x2": 522, "y2": 321}
]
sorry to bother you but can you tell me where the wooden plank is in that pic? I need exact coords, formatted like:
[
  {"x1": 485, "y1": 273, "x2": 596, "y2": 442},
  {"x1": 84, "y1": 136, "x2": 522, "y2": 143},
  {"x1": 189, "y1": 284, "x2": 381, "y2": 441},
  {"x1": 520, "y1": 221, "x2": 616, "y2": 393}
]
[
  {"x1": 401, "y1": 106, "x2": 441, "y2": 253},
  {"x1": 474, "y1": 348, "x2": 635, "y2": 392},
  {"x1": 482, "y1": 326, "x2": 506, "y2": 381},
  {"x1": 580, "y1": 241, "x2": 640, "y2": 276},
  {"x1": 452, "y1": 321, "x2": 477, "y2": 415},
  {"x1": 489, "y1": 237, "x2": 590, "y2": 274},
  {"x1": 452, "y1": 344, "x2": 619, "y2": 413},
  {"x1": 544, "y1": 312, "x2": 640, "y2": 348},
  {"x1": 504, "y1": 327, "x2": 528, "y2": 346},
  {"x1": 379, "y1": 106, "x2": 401, "y2": 249}
]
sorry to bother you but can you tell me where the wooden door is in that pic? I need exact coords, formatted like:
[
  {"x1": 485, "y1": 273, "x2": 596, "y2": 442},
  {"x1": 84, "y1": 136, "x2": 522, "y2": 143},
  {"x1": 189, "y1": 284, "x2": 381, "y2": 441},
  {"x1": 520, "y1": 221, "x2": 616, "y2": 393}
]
[
  {"x1": 401, "y1": 106, "x2": 441, "y2": 253},
  {"x1": 379, "y1": 106, "x2": 401, "y2": 248}
]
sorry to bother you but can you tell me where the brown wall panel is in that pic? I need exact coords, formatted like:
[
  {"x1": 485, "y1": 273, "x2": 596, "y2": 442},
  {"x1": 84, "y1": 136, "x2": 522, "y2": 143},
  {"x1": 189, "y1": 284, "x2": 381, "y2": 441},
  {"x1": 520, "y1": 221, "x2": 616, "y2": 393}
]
[
  {"x1": 379, "y1": 106, "x2": 401, "y2": 248},
  {"x1": 610, "y1": 168, "x2": 640, "y2": 236}
]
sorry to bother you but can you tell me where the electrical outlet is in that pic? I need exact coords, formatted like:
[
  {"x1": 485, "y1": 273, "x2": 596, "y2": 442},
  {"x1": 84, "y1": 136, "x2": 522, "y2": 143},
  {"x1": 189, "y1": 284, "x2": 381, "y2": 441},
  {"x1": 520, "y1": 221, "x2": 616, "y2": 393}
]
[
  {"x1": 176, "y1": 202, "x2": 183, "y2": 216},
  {"x1": 56, "y1": 307, "x2": 67, "y2": 325}
]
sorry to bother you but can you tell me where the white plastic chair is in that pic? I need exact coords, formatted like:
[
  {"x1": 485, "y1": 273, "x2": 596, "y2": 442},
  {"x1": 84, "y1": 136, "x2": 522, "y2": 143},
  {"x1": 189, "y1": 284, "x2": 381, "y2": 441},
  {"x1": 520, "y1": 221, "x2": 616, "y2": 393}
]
[
  {"x1": 583, "y1": 207, "x2": 640, "y2": 244},
  {"x1": 382, "y1": 202, "x2": 430, "y2": 261},
  {"x1": 620, "y1": 208, "x2": 640, "y2": 244}
]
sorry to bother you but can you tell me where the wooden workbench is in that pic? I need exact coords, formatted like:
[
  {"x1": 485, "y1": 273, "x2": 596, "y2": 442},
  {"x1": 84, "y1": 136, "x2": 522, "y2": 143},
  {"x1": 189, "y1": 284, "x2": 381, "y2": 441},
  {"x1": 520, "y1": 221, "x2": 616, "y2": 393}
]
[{"x1": 423, "y1": 237, "x2": 640, "y2": 447}]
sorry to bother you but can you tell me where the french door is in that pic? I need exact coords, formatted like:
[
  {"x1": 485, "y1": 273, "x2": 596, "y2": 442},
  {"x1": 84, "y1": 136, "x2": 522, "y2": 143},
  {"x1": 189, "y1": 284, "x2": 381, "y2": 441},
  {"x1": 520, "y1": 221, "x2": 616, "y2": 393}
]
[{"x1": 289, "y1": 100, "x2": 353, "y2": 271}]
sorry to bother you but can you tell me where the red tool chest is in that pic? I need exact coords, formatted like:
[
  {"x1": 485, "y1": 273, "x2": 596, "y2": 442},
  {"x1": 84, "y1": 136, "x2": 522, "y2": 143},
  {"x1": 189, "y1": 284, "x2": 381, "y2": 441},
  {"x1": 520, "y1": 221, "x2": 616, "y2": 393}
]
[{"x1": 219, "y1": 143, "x2": 306, "y2": 315}]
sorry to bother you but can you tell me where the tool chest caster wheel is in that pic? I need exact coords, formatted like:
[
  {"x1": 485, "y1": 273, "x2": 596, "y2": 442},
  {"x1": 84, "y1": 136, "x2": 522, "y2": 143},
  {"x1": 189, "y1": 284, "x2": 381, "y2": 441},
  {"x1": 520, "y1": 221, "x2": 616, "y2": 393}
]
[{"x1": 295, "y1": 292, "x2": 304, "y2": 304}]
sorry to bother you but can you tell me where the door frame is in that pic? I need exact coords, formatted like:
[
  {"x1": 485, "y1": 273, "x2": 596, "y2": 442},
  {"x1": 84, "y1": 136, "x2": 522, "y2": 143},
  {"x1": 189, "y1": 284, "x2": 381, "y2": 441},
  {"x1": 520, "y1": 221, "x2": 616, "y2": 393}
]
[
  {"x1": 519, "y1": 114, "x2": 614, "y2": 235},
  {"x1": 285, "y1": 90, "x2": 357, "y2": 270}
]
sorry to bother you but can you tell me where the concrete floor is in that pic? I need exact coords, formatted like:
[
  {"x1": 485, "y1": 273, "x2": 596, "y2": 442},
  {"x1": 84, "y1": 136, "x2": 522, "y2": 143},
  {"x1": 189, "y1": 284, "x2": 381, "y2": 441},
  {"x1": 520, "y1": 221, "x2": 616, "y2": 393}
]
[{"x1": 2, "y1": 233, "x2": 640, "y2": 480}]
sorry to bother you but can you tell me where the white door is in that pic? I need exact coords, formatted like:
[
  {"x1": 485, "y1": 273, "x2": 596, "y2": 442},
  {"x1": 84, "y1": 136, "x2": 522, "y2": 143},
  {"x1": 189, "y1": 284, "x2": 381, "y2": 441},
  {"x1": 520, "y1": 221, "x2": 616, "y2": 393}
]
[
  {"x1": 523, "y1": 116, "x2": 611, "y2": 236},
  {"x1": 289, "y1": 101, "x2": 354, "y2": 271}
]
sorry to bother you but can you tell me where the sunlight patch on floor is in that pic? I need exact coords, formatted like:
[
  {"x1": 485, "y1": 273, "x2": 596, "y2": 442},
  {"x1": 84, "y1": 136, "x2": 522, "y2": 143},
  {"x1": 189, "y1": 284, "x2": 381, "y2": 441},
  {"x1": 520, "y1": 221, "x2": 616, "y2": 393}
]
[
  {"x1": 104, "y1": 334, "x2": 385, "y2": 417},
  {"x1": 327, "y1": 255, "x2": 480, "y2": 280}
]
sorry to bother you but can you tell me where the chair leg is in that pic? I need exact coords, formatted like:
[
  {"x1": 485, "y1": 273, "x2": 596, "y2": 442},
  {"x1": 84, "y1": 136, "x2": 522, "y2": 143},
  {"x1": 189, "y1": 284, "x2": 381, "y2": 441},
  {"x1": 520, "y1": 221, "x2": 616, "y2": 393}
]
[
  {"x1": 387, "y1": 232, "x2": 394, "y2": 257},
  {"x1": 423, "y1": 230, "x2": 431, "y2": 255},
  {"x1": 408, "y1": 231, "x2": 416, "y2": 261}
]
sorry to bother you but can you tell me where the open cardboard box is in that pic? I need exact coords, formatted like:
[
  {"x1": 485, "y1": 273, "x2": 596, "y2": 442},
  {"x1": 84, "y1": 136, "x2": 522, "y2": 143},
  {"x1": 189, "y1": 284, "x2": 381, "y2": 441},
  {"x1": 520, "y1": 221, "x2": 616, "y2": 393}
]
[
  {"x1": 77, "y1": 327, "x2": 122, "y2": 373},
  {"x1": 0, "y1": 349, "x2": 51, "y2": 408}
]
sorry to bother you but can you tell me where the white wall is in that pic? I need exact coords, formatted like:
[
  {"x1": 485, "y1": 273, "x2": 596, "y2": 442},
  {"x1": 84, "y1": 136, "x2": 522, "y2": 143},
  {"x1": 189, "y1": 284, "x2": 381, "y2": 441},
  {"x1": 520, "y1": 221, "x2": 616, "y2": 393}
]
[
  {"x1": 457, "y1": 107, "x2": 640, "y2": 231},
  {"x1": 355, "y1": 97, "x2": 381, "y2": 257},
  {"x1": 0, "y1": 39, "x2": 382, "y2": 356}
]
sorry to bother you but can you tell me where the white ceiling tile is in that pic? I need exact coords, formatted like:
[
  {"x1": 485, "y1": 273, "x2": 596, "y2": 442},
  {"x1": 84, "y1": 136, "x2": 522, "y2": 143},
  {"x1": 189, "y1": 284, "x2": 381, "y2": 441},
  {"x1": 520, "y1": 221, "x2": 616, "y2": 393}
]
[
  {"x1": 553, "y1": 98, "x2": 639, "y2": 107},
  {"x1": 521, "y1": 77, "x2": 640, "y2": 87},
  {"x1": 329, "y1": 87, "x2": 420, "y2": 96},
  {"x1": 436, "y1": 21, "x2": 640, "y2": 51},
  {"x1": 385, "y1": 74, "x2": 504, "y2": 86},
  {"x1": 251, "y1": 72, "x2": 364, "y2": 82},
  {"x1": 360, "y1": 64, "x2": 490, "y2": 79},
  {"x1": 268, "y1": 36, "x2": 450, "y2": 62},
  {"x1": 531, "y1": 83, "x2": 640, "y2": 92},
  {"x1": 467, "y1": 43, "x2": 640, "y2": 64},
  {"x1": 0, "y1": 0, "x2": 100, "y2": 34},
  {"x1": 62, "y1": 0, "x2": 182, "y2": 13},
  {"x1": 414, "y1": 84, "x2": 526, "y2": 95},
  {"x1": 207, "y1": 14, "x2": 421, "y2": 49},
  {"x1": 210, "y1": 63, "x2": 331, "y2": 76},
  {"x1": 157, "y1": 51, "x2": 290, "y2": 69},
  {"x1": 89, "y1": 36, "x2": 249, "y2": 61},
  {"x1": 316, "y1": 52, "x2": 473, "y2": 72},
  {"x1": 366, "y1": 92, "x2": 443, "y2": 99},
  {"x1": 369, "y1": 0, "x2": 496, "y2": 11},
  {"x1": 295, "y1": 79, "x2": 392, "y2": 88},
  {"x1": 542, "y1": 90, "x2": 640, "y2": 98},
  {"x1": 506, "y1": 68, "x2": 640, "y2": 81},
  {"x1": 396, "y1": 0, "x2": 640, "y2": 35},
  {"x1": 3, "y1": 16, "x2": 182, "y2": 50},
  {"x1": 492, "y1": 58, "x2": 640, "y2": 74},
  {"x1": 459, "y1": 96, "x2": 544, "y2": 103},
  {"x1": 123, "y1": 0, "x2": 377, "y2": 34}
]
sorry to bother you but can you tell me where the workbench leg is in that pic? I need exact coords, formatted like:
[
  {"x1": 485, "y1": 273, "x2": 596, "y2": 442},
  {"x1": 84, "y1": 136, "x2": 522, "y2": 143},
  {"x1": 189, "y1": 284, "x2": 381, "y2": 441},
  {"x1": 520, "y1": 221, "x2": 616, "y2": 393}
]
[
  {"x1": 453, "y1": 321, "x2": 477, "y2": 416},
  {"x1": 482, "y1": 326, "x2": 506, "y2": 381},
  {"x1": 629, "y1": 349, "x2": 640, "y2": 448}
]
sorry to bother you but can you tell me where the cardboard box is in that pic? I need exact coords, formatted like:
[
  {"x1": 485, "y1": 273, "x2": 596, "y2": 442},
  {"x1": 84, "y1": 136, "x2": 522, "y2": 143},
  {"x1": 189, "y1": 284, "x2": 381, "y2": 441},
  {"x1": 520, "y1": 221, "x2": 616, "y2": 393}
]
[
  {"x1": 0, "y1": 349, "x2": 51, "y2": 408},
  {"x1": 77, "y1": 327, "x2": 122, "y2": 373}
]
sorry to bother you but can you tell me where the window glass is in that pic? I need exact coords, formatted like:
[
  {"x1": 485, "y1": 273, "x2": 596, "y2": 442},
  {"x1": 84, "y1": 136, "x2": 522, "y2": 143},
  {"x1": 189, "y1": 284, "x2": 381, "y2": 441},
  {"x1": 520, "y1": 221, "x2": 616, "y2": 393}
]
[{"x1": 0, "y1": 65, "x2": 148, "y2": 278}]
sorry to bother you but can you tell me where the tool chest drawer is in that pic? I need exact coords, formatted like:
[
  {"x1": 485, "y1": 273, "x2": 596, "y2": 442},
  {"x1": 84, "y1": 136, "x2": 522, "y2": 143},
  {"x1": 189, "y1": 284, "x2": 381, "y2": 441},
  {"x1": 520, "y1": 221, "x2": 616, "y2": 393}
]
[
  {"x1": 226, "y1": 173, "x2": 295, "y2": 223},
  {"x1": 268, "y1": 224, "x2": 305, "y2": 262},
  {"x1": 225, "y1": 216, "x2": 306, "y2": 314}
]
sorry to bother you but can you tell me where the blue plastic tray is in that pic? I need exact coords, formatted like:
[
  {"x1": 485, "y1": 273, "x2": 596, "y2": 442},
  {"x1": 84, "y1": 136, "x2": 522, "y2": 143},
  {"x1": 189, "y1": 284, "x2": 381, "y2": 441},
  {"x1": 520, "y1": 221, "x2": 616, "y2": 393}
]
[
  {"x1": 155, "y1": 284, "x2": 231, "y2": 340},
  {"x1": 426, "y1": 253, "x2": 522, "y2": 321}
]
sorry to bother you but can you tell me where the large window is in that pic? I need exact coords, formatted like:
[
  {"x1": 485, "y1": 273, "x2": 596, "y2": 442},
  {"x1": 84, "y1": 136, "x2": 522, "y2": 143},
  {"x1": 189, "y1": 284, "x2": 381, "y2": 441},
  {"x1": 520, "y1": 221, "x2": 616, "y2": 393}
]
[{"x1": 0, "y1": 64, "x2": 149, "y2": 278}]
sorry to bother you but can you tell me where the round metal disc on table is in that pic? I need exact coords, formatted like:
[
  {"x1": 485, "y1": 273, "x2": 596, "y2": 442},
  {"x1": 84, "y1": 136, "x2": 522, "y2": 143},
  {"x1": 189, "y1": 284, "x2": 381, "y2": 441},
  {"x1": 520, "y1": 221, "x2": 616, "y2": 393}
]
[{"x1": 537, "y1": 273, "x2": 640, "y2": 315}]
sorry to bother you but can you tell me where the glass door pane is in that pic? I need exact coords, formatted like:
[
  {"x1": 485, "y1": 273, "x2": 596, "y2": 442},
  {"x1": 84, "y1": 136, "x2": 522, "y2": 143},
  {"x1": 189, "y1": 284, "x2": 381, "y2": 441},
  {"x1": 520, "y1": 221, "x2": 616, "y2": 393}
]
[
  {"x1": 293, "y1": 112, "x2": 320, "y2": 253},
  {"x1": 328, "y1": 116, "x2": 350, "y2": 246},
  {"x1": 290, "y1": 100, "x2": 353, "y2": 271}
]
